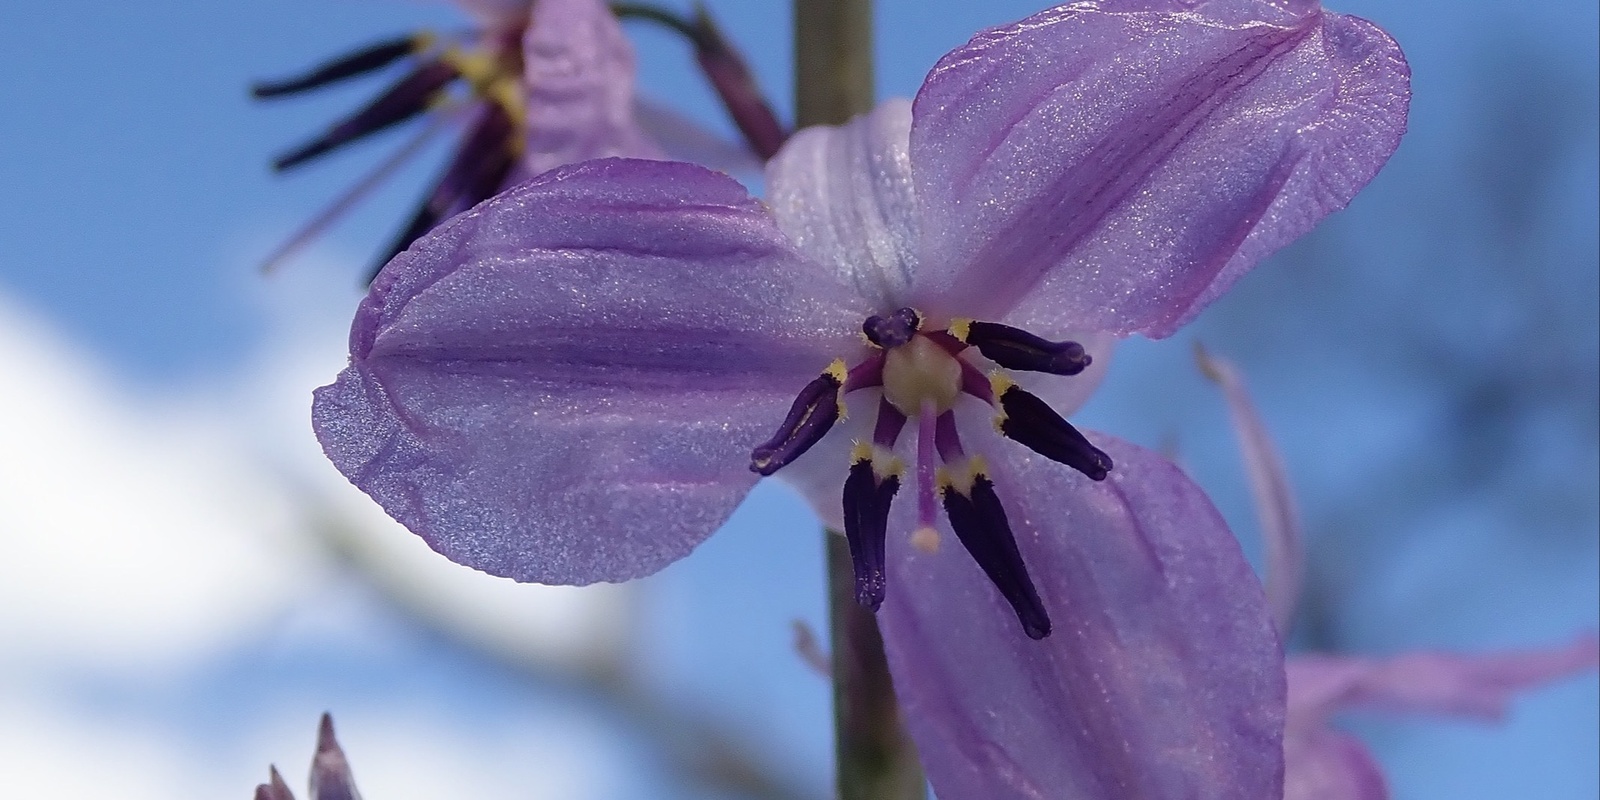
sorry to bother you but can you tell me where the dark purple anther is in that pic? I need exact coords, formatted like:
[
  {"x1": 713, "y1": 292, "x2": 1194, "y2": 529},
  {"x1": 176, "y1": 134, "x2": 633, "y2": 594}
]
[
  {"x1": 273, "y1": 60, "x2": 459, "y2": 172},
  {"x1": 252, "y1": 34, "x2": 423, "y2": 98},
  {"x1": 964, "y1": 320, "x2": 1091, "y2": 376},
  {"x1": 842, "y1": 458, "x2": 900, "y2": 610},
  {"x1": 690, "y1": 8, "x2": 788, "y2": 160},
  {"x1": 942, "y1": 475, "x2": 1050, "y2": 639},
  {"x1": 750, "y1": 366, "x2": 844, "y2": 475},
  {"x1": 995, "y1": 384, "x2": 1113, "y2": 480},
  {"x1": 372, "y1": 102, "x2": 517, "y2": 280},
  {"x1": 863, "y1": 307, "x2": 921, "y2": 349}
]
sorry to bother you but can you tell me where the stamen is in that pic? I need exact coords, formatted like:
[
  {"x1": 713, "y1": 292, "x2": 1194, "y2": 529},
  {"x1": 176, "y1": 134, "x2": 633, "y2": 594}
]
[
  {"x1": 273, "y1": 60, "x2": 460, "y2": 171},
  {"x1": 957, "y1": 320, "x2": 1091, "y2": 376},
  {"x1": 940, "y1": 473, "x2": 1051, "y2": 639},
  {"x1": 370, "y1": 102, "x2": 517, "y2": 281},
  {"x1": 957, "y1": 358, "x2": 993, "y2": 403},
  {"x1": 992, "y1": 379, "x2": 1113, "y2": 480},
  {"x1": 252, "y1": 34, "x2": 432, "y2": 98},
  {"x1": 842, "y1": 443, "x2": 901, "y2": 610},
  {"x1": 934, "y1": 411, "x2": 965, "y2": 463},
  {"x1": 750, "y1": 360, "x2": 847, "y2": 475},
  {"x1": 612, "y1": 3, "x2": 790, "y2": 159},
  {"x1": 871, "y1": 398, "x2": 906, "y2": 449},
  {"x1": 862, "y1": 307, "x2": 921, "y2": 349},
  {"x1": 260, "y1": 112, "x2": 452, "y2": 275},
  {"x1": 844, "y1": 354, "x2": 885, "y2": 393}
]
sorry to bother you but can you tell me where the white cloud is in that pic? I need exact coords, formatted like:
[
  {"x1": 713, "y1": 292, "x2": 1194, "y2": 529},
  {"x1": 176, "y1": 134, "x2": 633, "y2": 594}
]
[{"x1": 0, "y1": 292, "x2": 313, "y2": 670}]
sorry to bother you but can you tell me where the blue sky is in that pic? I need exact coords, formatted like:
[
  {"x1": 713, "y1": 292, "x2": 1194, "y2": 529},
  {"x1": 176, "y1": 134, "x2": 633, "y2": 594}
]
[{"x1": 0, "y1": 0, "x2": 1594, "y2": 797}]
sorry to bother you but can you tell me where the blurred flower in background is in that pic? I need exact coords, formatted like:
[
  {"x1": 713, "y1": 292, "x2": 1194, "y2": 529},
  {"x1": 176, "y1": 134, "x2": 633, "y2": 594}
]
[{"x1": 1200, "y1": 347, "x2": 1599, "y2": 800}]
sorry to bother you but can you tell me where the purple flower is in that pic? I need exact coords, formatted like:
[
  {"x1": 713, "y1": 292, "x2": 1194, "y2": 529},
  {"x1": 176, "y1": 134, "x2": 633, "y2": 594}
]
[
  {"x1": 1199, "y1": 349, "x2": 1600, "y2": 800},
  {"x1": 314, "y1": 1, "x2": 1408, "y2": 796},
  {"x1": 253, "y1": 714, "x2": 363, "y2": 800},
  {"x1": 255, "y1": 0, "x2": 666, "y2": 275}
]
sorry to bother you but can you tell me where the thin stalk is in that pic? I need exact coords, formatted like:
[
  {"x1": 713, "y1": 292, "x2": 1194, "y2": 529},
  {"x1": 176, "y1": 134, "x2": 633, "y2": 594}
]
[{"x1": 797, "y1": 6, "x2": 922, "y2": 796}]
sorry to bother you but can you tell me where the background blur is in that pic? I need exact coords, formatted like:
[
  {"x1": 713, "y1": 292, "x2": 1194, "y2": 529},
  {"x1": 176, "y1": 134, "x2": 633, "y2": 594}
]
[{"x1": 0, "y1": 0, "x2": 1594, "y2": 797}]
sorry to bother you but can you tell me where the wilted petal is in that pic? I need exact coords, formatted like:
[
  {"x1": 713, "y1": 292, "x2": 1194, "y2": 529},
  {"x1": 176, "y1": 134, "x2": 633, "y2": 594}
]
[
  {"x1": 520, "y1": 0, "x2": 663, "y2": 175},
  {"x1": 1198, "y1": 346, "x2": 1302, "y2": 633},
  {"x1": 1287, "y1": 633, "x2": 1600, "y2": 725},
  {"x1": 309, "y1": 714, "x2": 362, "y2": 800},
  {"x1": 1284, "y1": 728, "x2": 1387, "y2": 800},
  {"x1": 766, "y1": 99, "x2": 920, "y2": 310},
  {"x1": 879, "y1": 437, "x2": 1284, "y2": 800},
  {"x1": 907, "y1": 1, "x2": 1409, "y2": 335},
  {"x1": 315, "y1": 159, "x2": 866, "y2": 584}
]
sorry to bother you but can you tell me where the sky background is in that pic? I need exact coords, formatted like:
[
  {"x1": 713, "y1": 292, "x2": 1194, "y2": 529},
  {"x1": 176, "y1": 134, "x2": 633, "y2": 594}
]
[{"x1": 0, "y1": 0, "x2": 1595, "y2": 798}]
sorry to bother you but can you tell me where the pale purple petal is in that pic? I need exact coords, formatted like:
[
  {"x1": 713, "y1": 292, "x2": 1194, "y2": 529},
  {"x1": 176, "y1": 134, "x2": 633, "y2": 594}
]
[
  {"x1": 1199, "y1": 346, "x2": 1303, "y2": 633},
  {"x1": 1283, "y1": 728, "x2": 1387, "y2": 800},
  {"x1": 315, "y1": 159, "x2": 866, "y2": 584},
  {"x1": 633, "y1": 97, "x2": 763, "y2": 174},
  {"x1": 879, "y1": 437, "x2": 1284, "y2": 800},
  {"x1": 1287, "y1": 633, "x2": 1600, "y2": 725},
  {"x1": 519, "y1": 0, "x2": 663, "y2": 177},
  {"x1": 766, "y1": 99, "x2": 920, "y2": 311},
  {"x1": 906, "y1": 2, "x2": 1409, "y2": 336}
]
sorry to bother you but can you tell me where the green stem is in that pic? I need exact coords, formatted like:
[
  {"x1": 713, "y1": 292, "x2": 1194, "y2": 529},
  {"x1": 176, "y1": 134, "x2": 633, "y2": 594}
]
[
  {"x1": 795, "y1": 4, "x2": 922, "y2": 795},
  {"x1": 794, "y1": 0, "x2": 874, "y2": 127},
  {"x1": 825, "y1": 532, "x2": 927, "y2": 799}
]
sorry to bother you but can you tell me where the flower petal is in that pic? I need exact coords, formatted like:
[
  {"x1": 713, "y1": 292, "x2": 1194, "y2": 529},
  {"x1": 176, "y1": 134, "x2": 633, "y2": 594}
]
[
  {"x1": 1283, "y1": 728, "x2": 1388, "y2": 800},
  {"x1": 906, "y1": 2, "x2": 1409, "y2": 336},
  {"x1": 452, "y1": 0, "x2": 532, "y2": 30},
  {"x1": 1286, "y1": 633, "x2": 1600, "y2": 725},
  {"x1": 520, "y1": 0, "x2": 663, "y2": 176},
  {"x1": 1198, "y1": 346, "x2": 1303, "y2": 634},
  {"x1": 632, "y1": 97, "x2": 763, "y2": 175},
  {"x1": 766, "y1": 99, "x2": 920, "y2": 311},
  {"x1": 879, "y1": 436, "x2": 1284, "y2": 799},
  {"x1": 315, "y1": 159, "x2": 866, "y2": 584}
]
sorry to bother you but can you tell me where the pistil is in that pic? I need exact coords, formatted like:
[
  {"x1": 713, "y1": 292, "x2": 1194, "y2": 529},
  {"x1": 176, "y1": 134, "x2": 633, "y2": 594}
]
[{"x1": 750, "y1": 307, "x2": 1112, "y2": 638}]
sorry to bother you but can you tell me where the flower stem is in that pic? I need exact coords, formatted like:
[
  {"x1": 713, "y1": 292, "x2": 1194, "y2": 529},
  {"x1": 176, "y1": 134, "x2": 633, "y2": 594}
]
[
  {"x1": 825, "y1": 532, "x2": 927, "y2": 799},
  {"x1": 795, "y1": 4, "x2": 922, "y2": 795},
  {"x1": 794, "y1": 0, "x2": 874, "y2": 128}
]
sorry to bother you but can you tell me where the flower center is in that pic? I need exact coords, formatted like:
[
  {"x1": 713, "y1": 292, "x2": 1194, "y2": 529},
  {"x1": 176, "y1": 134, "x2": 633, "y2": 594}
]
[
  {"x1": 882, "y1": 335, "x2": 963, "y2": 417},
  {"x1": 750, "y1": 307, "x2": 1112, "y2": 640}
]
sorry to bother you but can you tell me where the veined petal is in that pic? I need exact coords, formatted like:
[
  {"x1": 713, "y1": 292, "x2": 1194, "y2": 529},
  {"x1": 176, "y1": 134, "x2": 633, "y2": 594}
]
[
  {"x1": 1286, "y1": 633, "x2": 1600, "y2": 726},
  {"x1": 315, "y1": 159, "x2": 866, "y2": 585},
  {"x1": 766, "y1": 99, "x2": 920, "y2": 311},
  {"x1": 1283, "y1": 728, "x2": 1387, "y2": 800},
  {"x1": 520, "y1": 0, "x2": 663, "y2": 176},
  {"x1": 879, "y1": 437, "x2": 1284, "y2": 800},
  {"x1": 907, "y1": 1, "x2": 1409, "y2": 336}
]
